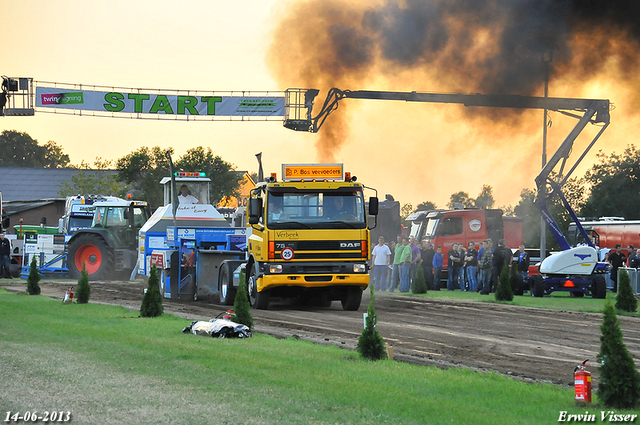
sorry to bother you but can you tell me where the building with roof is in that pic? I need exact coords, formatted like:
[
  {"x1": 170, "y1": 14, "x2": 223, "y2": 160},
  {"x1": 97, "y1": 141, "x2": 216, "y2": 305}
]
[{"x1": 0, "y1": 167, "x2": 117, "y2": 233}]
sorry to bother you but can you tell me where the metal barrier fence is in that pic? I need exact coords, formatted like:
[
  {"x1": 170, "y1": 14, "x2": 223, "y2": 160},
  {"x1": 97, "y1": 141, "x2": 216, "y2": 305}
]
[{"x1": 619, "y1": 268, "x2": 640, "y2": 294}]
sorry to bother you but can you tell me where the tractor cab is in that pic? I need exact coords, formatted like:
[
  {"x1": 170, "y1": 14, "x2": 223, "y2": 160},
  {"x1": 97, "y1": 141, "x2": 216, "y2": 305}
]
[
  {"x1": 66, "y1": 199, "x2": 150, "y2": 280},
  {"x1": 160, "y1": 172, "x2": 210, "y2": 206},
  {"x1": 91, "y1": 201, "x2": 149, "y2": 248}
]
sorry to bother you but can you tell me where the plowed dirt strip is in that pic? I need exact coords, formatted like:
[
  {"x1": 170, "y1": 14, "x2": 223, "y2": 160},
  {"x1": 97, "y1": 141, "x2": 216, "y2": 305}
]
[{"x1": 3, "y1": 279, "x2": 639, "y2": 387}]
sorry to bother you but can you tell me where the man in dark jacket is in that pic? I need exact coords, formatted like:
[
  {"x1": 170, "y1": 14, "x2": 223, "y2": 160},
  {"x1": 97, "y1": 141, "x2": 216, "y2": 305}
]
[
  {"x1": 608, "y1": 244, "x2": 627, "y2": 292},
  {"x1": 0, "y1": 232, "x2": 12, "y2": 279},
  {"x1": 492, "y1": 239, "x2": 511, "y2": 292},
  {"x1": 447, "y1": 243, "x2": 461, "y2": 291},
  {"x1": 421, "y1": 241, "x2": 435, "y2": 290}
]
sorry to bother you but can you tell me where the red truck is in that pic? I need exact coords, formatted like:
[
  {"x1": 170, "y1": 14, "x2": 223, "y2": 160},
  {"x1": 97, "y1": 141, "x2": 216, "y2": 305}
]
[
  {"x1": 408, "y1": 208, "x2": 523, "y2": 250},
  {"x1": 567, "y1": 218, "x2": 640, "y2": 252},
  {"x1": 408, "y1": 208, "x2": 524, "y2": 285}
]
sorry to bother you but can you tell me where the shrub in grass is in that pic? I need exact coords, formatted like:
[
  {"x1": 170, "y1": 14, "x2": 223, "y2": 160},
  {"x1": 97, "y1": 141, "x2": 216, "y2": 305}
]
[
  {"x1": 357, "y1": 285, "x2": 387, "y2": 361},
  {"x1": 495, "y1": 260, "x2": 513, "y2": 301},
  {"x1": 76, "y1": 263, "x2": 91, "y2": 304},
  {"x1": 615, "y1": 269, "x2": 637, "y2": 313},
  {"x1": 597, "y1": 302, "x2": 640, "y2": 409},
  {"x1": 26, "y1": 256, "x2": 41, "y2": 295},
  {"x1": 233, "y1": 270, "x2": 253, "y2": 329},
  {"x1": 140, "y1": 266, "x2": 163, "y2": 317},
  {"x1": 411, "y1": 263, "x2": 428, "y2": 294}
]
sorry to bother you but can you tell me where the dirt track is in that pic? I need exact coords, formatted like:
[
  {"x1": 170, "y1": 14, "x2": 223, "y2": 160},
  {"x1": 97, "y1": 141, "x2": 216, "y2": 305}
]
[{"x1": 4, "y1": 278, "x2": 640, "y2": 388}]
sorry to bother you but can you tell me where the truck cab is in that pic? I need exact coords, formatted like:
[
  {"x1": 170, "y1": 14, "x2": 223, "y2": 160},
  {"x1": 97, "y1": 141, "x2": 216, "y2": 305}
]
[{"x1": 242, "y1": 164, "x2": 378, "y2": 310}]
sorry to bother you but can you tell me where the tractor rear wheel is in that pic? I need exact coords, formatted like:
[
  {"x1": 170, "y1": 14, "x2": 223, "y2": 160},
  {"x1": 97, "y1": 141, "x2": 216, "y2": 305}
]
[{"x1": 68, "y1": 234, "x2": 114, "y2": 280}]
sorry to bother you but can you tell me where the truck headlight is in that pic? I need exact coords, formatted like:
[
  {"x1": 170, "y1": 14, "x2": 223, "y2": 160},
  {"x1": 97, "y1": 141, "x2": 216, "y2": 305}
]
[
  {"x1": 353, "y1": 264, "x2": 366, "y2": 273},
  {"x1": 269, "y1": 264, "x2": 283, "y2": 273}
]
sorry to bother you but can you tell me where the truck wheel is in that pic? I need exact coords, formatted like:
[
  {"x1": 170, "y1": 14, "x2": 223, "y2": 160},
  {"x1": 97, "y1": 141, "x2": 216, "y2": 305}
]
[
  {"x1": 592, "y1": 275, "x2": 607, "y2": 299},
  {"x1": 68, "y1": 234, "x2": 114, "y2": 280},
  {"x1": 341, "y1": 287, "x2": 363, "y2": 311},
  {"x1": 512, "y1": 274, "x2": 524, "y2": 296},
  {"x1": 531, "y1": 274, "x2": 545, "y2": 298},
  {"x1": 248, "y1": 263, "x2": 270, "y2": 309},
  {"x1": 218, "y1": 263, "x2": 236, "y2": 306},
  {"x1": 318, "y1": 291, "x2": 333, "y2": 308}
]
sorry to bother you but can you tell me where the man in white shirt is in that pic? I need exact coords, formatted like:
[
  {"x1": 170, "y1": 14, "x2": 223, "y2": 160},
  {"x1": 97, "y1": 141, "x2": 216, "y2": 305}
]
[
  {"x1": 371, "y1": 236, "x2": 392, "y2": 291},
  {"x1": 178, "y1": 185, "x2": 199, "y2": 204}
]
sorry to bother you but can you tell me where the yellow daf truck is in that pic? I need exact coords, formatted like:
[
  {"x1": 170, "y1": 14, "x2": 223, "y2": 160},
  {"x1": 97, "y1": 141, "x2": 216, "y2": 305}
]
[{"x1": 217, "y1": 163, "x2": 378, "y2": 310}]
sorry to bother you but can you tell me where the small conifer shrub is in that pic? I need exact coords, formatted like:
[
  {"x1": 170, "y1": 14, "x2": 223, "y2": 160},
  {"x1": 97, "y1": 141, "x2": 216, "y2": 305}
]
[
  {"x1": 411, "y1": 264, "x2": 428, "y2": 294},
  {"x1": 495, "y1": 259, "x2": 513, "y2": 301},
  {"x1": 597, "y1": 302, "x2": 640, "y2": 409},
  {"x1": 75, "y1": 263, "x2": 91, "y2": 304},
  {"x1": 26, "y1": 256, "x2": 41, "y2": 295},
  {"x1": 615, "y1": 269, "x2": 637, "y2": 313},
  {"x1": 233, "y1": 270, "x2": 253, "y2": 329},
  {"x1": 140, "y1": 266, "x2": 164, "y2": 317},
  {"x1": 357, "y1": 286, "x2": 387, "y2": 361}
]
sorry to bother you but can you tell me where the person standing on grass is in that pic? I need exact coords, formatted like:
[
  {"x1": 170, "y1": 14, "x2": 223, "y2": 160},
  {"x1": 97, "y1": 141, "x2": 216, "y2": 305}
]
[
  {"x1": 631, "y1": 249, "x2": 640, "y2": 269},
  {"x1": 608, "y1": 244, "x2": 627, "y2": 293},
  {"x1": 457, "y1": 243, "x2": 466, "y2": 290},
  {"x1": 389, "y1": 235, "x2": 405, "y2": 292},
  {"x1": 464, "y1": 241, "x2": 478, "y2": 292},
  {"x1": 479, "y1": 240, "x2": 493, "y2": 295},
  {"x1": 421, "y1": 241, "x2": 435, "y2": 290},
  {"x1": 371, "y1": 236, "x2": 392, "y2": 291},
  {"x1": 432, "y1": 246, "x2": 443, "y2": 291},
  {"x1": 409, "y1": 236, "x2": 421, "y2": 285},
  {"x1": 399, "y1": 236, "x2": 413, "y2": 293},
  {"x1": 447, "y1": 243, "x2": 461, "y2": 291},
  {"x1": 627, "y1": 245, "x2": 636, "y2": 267},
  {"x1": 0, "y1": 232, "x2": 12, "y2": 279}
]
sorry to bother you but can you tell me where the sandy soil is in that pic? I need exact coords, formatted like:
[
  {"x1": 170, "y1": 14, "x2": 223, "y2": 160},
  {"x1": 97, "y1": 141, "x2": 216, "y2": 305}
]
[{"x1": 4, "y1": 278, "x2": 639, "y2": 388}]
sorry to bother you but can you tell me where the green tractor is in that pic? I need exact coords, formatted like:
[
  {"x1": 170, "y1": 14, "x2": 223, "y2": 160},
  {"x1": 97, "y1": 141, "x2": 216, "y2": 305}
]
[{"x1": 66, "y1": 199, "x2": 150, "y2": 280}]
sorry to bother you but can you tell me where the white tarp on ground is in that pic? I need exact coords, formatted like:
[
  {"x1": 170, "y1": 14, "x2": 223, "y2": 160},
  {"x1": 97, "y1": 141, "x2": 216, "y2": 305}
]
[{"x1": 183, "y1": 319, "x2": 251, "y2": 338}]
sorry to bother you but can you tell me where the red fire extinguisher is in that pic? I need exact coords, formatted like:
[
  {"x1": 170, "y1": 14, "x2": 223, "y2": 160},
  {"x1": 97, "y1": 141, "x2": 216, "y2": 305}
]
[
  {"x1": 574, "y1": 359, "x2": 592, "y2": 403},
  {"x1": 63, "y1": 286, "x2": 74, "y2": 304}
]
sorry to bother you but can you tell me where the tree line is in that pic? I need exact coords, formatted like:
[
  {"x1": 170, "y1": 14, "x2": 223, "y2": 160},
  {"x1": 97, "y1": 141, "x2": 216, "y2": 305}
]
[
  {"x1": 401, "y1": 146, "x2": 640, "y2": 250},
  {"x1": 0, "y1": 130, "x2": 243, "y2": 209},
  {"x1": 2, "y1": 129, "x2": 637, "y2": 249}
]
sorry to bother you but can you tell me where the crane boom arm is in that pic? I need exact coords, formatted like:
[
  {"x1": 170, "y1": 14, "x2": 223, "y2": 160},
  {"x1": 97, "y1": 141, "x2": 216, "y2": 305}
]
[
  {"x1": 296, "y1": 88, "x2": 609, "y2": 134},
  {"x1": 284, "y1": 87, "x2": 610, "y2": 251}
]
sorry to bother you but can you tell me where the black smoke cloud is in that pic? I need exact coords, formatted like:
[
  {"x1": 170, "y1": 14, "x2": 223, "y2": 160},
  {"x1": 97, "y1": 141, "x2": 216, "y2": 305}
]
[{"x1": 268, "y1": 0, "x2": 640, "y2": 159}]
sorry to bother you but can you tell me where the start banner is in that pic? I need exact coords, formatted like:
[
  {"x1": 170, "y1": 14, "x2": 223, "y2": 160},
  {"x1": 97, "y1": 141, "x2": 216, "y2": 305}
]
[{"x1": 35, "y1": 87, "x2": 285, "y2": 117}]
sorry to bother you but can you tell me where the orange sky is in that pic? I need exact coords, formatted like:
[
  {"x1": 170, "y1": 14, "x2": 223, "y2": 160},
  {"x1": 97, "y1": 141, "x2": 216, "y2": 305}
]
[{"x1": 3, "y1": 0, "x2": 639, "y2": 210}]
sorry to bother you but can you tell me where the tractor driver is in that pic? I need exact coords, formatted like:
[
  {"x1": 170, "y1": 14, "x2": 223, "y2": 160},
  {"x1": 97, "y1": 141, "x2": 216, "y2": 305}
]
[{"x1": 178, "y1": 185, "x2": 199, "y2": 204}]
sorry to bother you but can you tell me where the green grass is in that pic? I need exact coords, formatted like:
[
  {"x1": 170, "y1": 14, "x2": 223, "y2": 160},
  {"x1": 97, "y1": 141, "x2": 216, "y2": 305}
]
[
  {"x1": 1, "y1": 288, "x2": 633, "y2": 424},
  {"x1": 406, "y1": 288, "x2": 635, "y2": 314}
]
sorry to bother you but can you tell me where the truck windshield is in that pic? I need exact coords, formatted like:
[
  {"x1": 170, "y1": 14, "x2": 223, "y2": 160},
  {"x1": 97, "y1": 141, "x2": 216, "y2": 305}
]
[
  {"x1": 267, "y1": 190, "x2": 366, "y2": 229},
  {"x1": 422, "y1": 218, "x2": 440, "y2": 239},
  {"x1": 68, "y1": 217, "x2": 93, "y2": 233}
]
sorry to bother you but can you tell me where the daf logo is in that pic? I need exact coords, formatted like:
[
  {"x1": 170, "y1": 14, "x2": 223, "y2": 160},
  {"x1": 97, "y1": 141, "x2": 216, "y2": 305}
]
[{"x1": 340, "y1": 242, "x2": 361, "y2": 249}]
